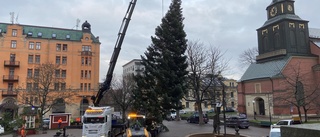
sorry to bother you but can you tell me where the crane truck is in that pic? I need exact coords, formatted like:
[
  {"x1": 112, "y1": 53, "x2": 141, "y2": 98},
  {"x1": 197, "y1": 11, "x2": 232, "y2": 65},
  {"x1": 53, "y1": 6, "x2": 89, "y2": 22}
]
[
  {"x1": 82, "y1": 0, "x2": 163, "y2": 136},
  {"x1": 82, "y1": 0, "x2": 138, "y2": 137}
]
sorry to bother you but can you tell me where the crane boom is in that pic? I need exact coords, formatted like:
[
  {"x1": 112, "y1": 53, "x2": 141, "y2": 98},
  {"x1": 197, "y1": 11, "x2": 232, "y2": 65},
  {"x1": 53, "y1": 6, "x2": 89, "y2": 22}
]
[{"x1": 92, "y1": 0, "x2": 137, "y2": 106}]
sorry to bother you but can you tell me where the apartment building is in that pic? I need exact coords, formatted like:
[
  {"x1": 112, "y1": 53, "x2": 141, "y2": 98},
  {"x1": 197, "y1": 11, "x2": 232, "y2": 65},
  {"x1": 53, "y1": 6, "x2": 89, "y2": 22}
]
[
  {"x1": 0, "y1": 21, "x2": 100, "y2": 119},
  {"x1": 122, "y1": 59, "x2": 144, "y2": 77}
]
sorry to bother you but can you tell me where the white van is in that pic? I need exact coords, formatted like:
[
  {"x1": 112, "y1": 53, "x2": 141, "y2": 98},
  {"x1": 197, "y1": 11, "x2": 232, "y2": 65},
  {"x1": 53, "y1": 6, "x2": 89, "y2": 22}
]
[{"x1": 268, "y1": 125, "x2": 281, "y2": 137}]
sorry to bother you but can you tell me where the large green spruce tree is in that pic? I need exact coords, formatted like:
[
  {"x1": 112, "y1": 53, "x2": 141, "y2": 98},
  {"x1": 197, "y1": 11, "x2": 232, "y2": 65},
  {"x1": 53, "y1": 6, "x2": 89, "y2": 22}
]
[{"x1": 133, "y1": 0, "x2": 188, "y2": 121}]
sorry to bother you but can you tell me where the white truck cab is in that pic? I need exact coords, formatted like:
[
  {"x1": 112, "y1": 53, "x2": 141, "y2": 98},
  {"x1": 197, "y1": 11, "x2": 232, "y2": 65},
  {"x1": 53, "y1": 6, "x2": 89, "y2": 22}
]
[{"x1": 82, "y1": 106, "x2": 113, "y2": 137}]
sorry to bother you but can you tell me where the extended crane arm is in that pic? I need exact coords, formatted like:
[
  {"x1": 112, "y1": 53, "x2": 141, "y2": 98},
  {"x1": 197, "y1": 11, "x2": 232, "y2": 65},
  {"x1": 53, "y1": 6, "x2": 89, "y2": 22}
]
[{"x1": 92, "y1": 0, "x2": 137, "y2": 106}]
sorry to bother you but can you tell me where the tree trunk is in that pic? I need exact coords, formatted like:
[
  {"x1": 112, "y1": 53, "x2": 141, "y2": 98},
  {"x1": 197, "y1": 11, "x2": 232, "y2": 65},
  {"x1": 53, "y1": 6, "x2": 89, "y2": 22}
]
[
  {"x1": 303, "y1": 106, "x2": 308, "y2": 123},
  {"x1": 198, "y1": 102, "x2": 204, "y2": 125}
]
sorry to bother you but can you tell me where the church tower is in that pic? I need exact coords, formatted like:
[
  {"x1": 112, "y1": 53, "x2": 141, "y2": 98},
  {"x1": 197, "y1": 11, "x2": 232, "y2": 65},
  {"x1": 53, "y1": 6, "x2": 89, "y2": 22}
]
[{"x1": 256, "y1": 0, "x2": 310, "y2": 63}]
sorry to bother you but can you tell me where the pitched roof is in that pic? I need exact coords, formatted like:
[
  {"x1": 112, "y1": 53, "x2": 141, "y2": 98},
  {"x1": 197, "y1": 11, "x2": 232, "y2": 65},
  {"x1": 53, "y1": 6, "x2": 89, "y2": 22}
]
[
  {"x1": 0, "y1": 22, "x2": 100, "y2": 43},
  {"x1": 239, "y1": 58, "x2": 288, "y2": 82}
]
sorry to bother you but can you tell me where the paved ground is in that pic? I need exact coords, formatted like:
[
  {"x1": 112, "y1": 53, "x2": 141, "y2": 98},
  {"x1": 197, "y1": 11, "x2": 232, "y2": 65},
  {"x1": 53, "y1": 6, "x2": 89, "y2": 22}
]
[{"x1": 0, "y1": 115, "x2": 280, "y2": 137}]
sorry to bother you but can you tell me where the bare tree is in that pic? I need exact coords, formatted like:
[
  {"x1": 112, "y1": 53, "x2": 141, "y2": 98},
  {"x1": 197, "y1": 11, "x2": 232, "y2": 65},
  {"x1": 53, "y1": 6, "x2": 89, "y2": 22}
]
[
  {"x1": 275, "y1": 62, "x2": 320, "y2": 122},
  {"x1": 18, "y1": 62, "x2": 76, "y2": 128},
  {"x1": 238, "y1": 47, "x2": 258, "y2": 67},
  {"x1": 186, "y1": 40, "x2": 229, "y2": 125},
  {"x1": 109, "y1": 75, "x2": 135, "y2": 122}
]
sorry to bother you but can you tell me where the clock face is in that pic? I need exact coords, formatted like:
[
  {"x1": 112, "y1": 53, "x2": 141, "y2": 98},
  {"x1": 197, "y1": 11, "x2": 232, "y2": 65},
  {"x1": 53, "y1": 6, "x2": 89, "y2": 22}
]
[
  {"x1": 287, "y1": 5, "x2": 293, "y2": 11},
  {"x1": 270, "y1": 6, "x2": 277, "y2": 17}
]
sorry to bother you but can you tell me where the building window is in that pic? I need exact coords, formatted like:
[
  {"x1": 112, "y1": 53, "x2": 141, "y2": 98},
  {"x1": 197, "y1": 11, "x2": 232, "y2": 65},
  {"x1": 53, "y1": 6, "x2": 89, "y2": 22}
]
[
  {"x1": 8, "y1": 83, "x2": 13, "y2": 91},
  {"x1": 88, "y1": 57, "x2": 91, "y2": 66},
  {"x1": 34, "y1": 97, "x2": 38, "y2": 105},
  {"x1": 80, "y1": 83, "x2": 83, "y2": 91},
  {"x1": 186, "y1": 102, "x2": 189, "y2": 108},
  {"x1": 54, "y1": 83, "x2": 59, "y2": 91},
  {"x1": 33, "y1": 83, "x2": 39, "y2": 90},
  {"x1": 11, "y1": 40, "x2": 17, "y2": 48},
  {"x1": 27, "y1": 69, "x2": 33, "y2": 78},
  {"x1": 56, "y1": 56, "x2": 61, "y2": 64},
  {"x1": 26, "y1": 83, "x2": 32, "y2": 91},
  {"x1": 204, "y1": 102, "x2": 208, "y2": 108},
  {"x1": 84, "y1": 83, "x2": 87, "y2": 91},
  {"x1": 81, "y1": 70, "x2": 84, "y2": 78},
  {"x1": 255, "y1": 83, "x2": 261, "y2": 93},
  {"x1": 25, "y1": 97, "x2": 29, "y2": 104},
  {"x1": 29, "y1": 42, "x2": 34, "y2": 49},
  {"x1": 28, "y1": 55, "x2": 34, "y2": 63},
  {"x1": 62, "y1": 44, "x2": 68, "y2": 51},
  {"x1": 62, "y1": 56, "x2": 67, "y2": 64},
  {"x1": 61, "y1": 83, "x2": 66, "y2": 91},
  {"x1": 55, "y1": 70, "x2": 60, "y2": 78},
  {"x1": 82, "y1": 45, "x2": 91, "y2": 51},
  {"x1": 84, "y1": 70, "x2": 87, "y2": 78},
  {"x1": 34, "y1": 69, "x2": 39, "y2": 78},
  {"x1": 231, "y1": 102, "x2": 235, "y2": 107},
  {"x1": 52, "y1": 33, "x2": 57, "y2": 38},
  {"x1": 27, "y1": 32, "x2": 33, "y2": 37},
  {"x1": 36, "y1": 42, "x2": 41, "y2": 50},
  {"x1": 231, "y1": 92, "x2": 234, "y2": 98},
  {"x1": 12, "y1": 29, "x2": 17, "y2": 36},
  {"x1": 61, "y1": 70, "x2": 66, "y2": 78},
  {"x1": 88, "y1": 83, "x2": 91, "y2": 91},
  {"x1": 88, "y1": 70, "x2": 91, "y2": 79},
  {"x1": 37, "y1": 32, "x2": 42, "y2": 37},
  {"x1": 81, "y1": 57, "x2": 85, "y2": 65},
  {"x1": 35, "y1": 55, "x2": 40, "y2": 64},
  {"x1": 25, "y1": 116, "x2": 35, "y2": 129},
  {"x1": 56, "y1": 44, "x2": 61, "y2": 51}
]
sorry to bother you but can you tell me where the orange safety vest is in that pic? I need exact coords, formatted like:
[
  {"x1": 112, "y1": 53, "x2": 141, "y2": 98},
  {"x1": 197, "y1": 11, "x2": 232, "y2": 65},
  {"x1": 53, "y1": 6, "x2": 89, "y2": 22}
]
[
  {"x1": 21, "y1": 128, "x2": 25, "y2": 136},
  {"x1": 58, "y1": 119, "x2": 62, "y2": 123}
]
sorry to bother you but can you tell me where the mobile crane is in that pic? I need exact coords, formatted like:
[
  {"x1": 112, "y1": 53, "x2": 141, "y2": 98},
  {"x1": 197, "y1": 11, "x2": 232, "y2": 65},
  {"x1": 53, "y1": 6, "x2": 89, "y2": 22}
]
[
  {"x1": 91, "y1": 0, "x2": 137, "y2": 106},
  {"x1": 82, "y1": 0, "x2": 137, "y2": 137}
]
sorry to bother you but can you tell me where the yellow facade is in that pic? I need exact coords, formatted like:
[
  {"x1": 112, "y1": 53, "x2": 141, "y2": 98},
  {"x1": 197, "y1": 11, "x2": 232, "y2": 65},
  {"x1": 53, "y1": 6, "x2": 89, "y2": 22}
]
[{"x1": 0, "y1": 21, "x2": 100, "y2": 118}]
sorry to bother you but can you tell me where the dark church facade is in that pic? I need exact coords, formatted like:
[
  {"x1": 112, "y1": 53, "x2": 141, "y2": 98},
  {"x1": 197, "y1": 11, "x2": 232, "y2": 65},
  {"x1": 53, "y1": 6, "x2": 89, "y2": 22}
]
[{"x1": 238, "y1": 0, "x2": 320, "y2": 119}]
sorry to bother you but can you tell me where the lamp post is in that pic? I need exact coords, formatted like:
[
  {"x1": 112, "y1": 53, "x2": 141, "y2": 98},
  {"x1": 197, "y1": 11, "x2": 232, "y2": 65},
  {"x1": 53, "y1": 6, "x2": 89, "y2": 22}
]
[{"x1": 252, "y1": 100, "x2": 256, "y2": 120}]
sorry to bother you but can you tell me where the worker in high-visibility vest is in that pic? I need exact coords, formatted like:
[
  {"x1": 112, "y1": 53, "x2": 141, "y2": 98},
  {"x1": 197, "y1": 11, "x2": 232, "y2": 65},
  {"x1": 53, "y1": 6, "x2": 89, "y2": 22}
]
[
  {"x1": 20, "y1": 126, "x2": 26, "y2": 137},
  {"x1": 58, "y1": 118, "x2": 62, "y2": 129}
]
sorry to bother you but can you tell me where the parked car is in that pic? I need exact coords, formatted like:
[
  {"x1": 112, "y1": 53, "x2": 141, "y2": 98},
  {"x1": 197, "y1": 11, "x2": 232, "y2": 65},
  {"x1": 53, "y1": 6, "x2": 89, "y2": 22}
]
[
  {"x1": 225, "y1": 116, "x2": 250, "y2": 129},
  {"x1": 223, "y1": 107, "x2": 237, "y2": 112},
  {"x1": 43, "y1": 118, "x2": 50, "y2": 128},
  {"x1": 275, "y1": 119, "x2": 302, "y2": 125},
  {"x1": 179, "y1": 110, "x2": 187, "y2": 114},
  {"x1": 166, "y1": 111, "x2": 176, "y2": 120},
  {"x1": 187, "y1": 113, "x2": 209, "y2": 124}
]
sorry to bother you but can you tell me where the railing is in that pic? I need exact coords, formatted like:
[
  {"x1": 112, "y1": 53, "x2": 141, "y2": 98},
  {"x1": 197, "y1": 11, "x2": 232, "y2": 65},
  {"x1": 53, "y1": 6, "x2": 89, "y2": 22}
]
[
  {"x1": 1, "y1": 90, "x2": 17, "y2": 96},
  {"x1": 81, "y1": 51, "x2": 92, "y2": 56},
  {"x1": 4, "y1": 60, "x2": 20, "y2": 67},
  {"x1": 3, "y1": 75, "x2": 19, "y2": 81}
]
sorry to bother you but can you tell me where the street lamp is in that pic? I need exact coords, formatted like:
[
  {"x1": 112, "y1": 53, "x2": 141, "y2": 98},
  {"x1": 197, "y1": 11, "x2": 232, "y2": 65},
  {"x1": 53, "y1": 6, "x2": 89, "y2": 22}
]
[{"x1": 252, "y1": 100, "x2": 256, "y2": 120}]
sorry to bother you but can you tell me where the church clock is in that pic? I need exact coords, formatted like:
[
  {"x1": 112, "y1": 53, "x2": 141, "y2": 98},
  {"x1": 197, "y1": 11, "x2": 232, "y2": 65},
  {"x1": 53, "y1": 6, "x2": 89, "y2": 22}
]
[{"x1": 270, "y1": 6, "x2": 277, "y2": 17}]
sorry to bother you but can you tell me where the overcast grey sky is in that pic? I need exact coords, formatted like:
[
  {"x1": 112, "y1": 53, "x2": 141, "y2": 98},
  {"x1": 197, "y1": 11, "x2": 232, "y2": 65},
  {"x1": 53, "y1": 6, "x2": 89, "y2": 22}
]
[{"x1": 1, "y1": 0, "x2": 319, "y2": 81}]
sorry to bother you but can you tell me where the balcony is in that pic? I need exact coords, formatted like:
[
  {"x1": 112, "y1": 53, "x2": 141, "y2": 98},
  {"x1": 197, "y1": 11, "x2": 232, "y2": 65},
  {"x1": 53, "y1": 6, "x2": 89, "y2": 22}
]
[
  {"x1": 1, "y1": 90, "x2": 17, "y2": 97},
  {"x1": 81, "y1": 51, "x2": 92, "y2": 56},
  {"x1": 3, "y1": 75, "x2": 19, "y2": 82},
  {"x1": 4, "y1": 61, "x2": 20, "y2": 67}
]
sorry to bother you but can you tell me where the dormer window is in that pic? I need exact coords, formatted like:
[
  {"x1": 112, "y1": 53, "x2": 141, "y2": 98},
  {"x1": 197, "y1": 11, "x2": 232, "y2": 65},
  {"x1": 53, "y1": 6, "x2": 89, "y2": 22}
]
[
  {"x1": 37, "y1": 32, "x2": 42, "y2": 37},
  {"x1": 0, "y1": 28, "x2": 2, "y2": 33},
  {"x1": 66, "y1": 34, "x2": 70, "y2": 40},
  {"x1": 52, "y1": 33, "x2": 57, "y2": 39},
  {"x1": 27, "y1": 32, "x2": 33, "y2": 37}
]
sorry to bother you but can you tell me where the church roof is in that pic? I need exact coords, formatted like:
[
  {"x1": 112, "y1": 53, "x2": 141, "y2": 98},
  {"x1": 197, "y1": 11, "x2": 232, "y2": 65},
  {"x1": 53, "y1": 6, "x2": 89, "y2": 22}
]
[
  {"x1": 260, "y1": 14, "x2": 306, "y2": 28},
  {"x1": 239, "y1": 58, "x2": 288, "y2": 82}
]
